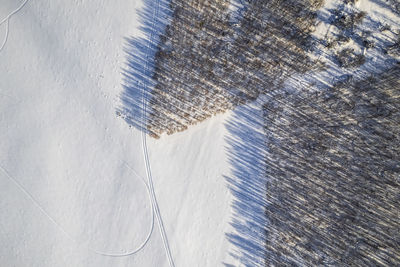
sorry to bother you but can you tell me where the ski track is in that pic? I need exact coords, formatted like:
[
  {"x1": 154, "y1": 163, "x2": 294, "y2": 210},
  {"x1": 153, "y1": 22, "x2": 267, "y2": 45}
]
[
  {"x1": 0, "y1": 162, "x2": 155, "y2": 257},
  {"x1": 1, "y1": 0, "x2": 175, "y2": 264},
  {"x1": 140, "y1": 0, "x2": 176, "y2": 265},
  {"x1": 0, "y1": 0, "x2": 30, "y2": 53}
]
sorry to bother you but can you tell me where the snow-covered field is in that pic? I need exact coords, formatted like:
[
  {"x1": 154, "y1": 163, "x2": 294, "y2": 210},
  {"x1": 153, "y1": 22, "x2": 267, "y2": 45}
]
[
  {"x1": 0, "y1": 0, "x2": 239, "y2": 266},
  {"x1": 1, "y1": 0, "x2": 399, "y2": 266}
]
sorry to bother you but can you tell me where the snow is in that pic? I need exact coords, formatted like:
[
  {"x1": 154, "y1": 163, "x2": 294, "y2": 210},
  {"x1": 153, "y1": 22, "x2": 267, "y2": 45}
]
[
  {"x1": 1, "y1": 0, "x2": 399, "y2": 266},
  {"x1": 0, "y1": 0, "x2": 237, "y2": 266}
]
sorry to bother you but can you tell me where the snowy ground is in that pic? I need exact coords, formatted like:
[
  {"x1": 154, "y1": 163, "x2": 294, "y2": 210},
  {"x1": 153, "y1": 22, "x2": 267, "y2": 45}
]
[
  {"x1": 1, "y1": 0, "x2": 399, "y2": 266},
  {"x1": 0, "y1": 0, "x2": 239, "y2": 266}
]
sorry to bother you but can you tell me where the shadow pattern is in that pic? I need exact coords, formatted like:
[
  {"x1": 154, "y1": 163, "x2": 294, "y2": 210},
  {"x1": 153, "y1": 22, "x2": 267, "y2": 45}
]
[
  {"x1": 262, "y1": 64, "x2": 400, "y2": 266},
  {"x1": 224, "y1": 100, "x2": 268, "y2": 267},
  {"x1": 117, "y1": 0, "x2": 172, "y2": 137},
  {"x1": 119, "y1": 0, "x2": 324, "y2": 138},
  {"x1": 116, "y1": 0, "x2": 400, "y2": 266},
  {"x1": 218, "y1": 1, "x2": 323, "y2": 265}
]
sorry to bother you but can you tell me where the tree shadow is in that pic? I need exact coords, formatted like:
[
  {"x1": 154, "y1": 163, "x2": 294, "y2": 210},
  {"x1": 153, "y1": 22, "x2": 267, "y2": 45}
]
[
  {"x1": 260, "y1": 64, "x2": 400, "y2": 266},
  {"x1": 118, "y1": 0, "x2": 323, "y2": 138},
  {"x1": 224, "y1": 99, "x2": 268, "y2": 267},
  {"x1": 117, "y1": 0, "x2": 172, "y2": 137},
  {"x1": 224, "y1": 60, "x2": 400, "y2": 266},
  {"x1": 118, "y1": 0, "x2": 326, "y2": 265},
  {"x1": 117, "y1": 0, "x2": 400, "y2": 265}
]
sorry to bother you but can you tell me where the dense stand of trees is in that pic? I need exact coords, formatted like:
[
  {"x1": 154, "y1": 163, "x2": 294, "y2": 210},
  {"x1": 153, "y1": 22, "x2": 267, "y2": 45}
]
[
  {"x1": 121, "y1": 0, "x2": 399, "y2": 265},
  {"x1": 147, "y1": 0, "x2": 323, "y2": 137},
  {"x1": 263, "y1": 65, "x2": 400, "y2": 266}
]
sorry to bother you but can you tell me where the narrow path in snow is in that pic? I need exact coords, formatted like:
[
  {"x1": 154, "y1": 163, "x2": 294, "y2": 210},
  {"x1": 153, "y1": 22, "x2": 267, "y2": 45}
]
[
  {"x1": 0, "y1": 162, "x2": 155, "y2": 257},
  {"x1": 1, "y1": 0, "x2": 175, "y2": 264},
  {"x1": 140, "y1": 0, "x2": 176, "y2": 266},
  {"x1": 0, "y1": 0, "x2": 30, "y2": 53}
]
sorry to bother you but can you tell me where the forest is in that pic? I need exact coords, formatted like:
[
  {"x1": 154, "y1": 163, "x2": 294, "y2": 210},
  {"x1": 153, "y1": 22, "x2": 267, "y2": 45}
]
[
  {"x1": 120, "y1": 0, "x2": 400, "y2": 265},
  {"x1": 263, "y1": 65, "x2": 400, "y2": 265},
  {"x1": 146, "y1": 0, "x2": 323, "y2": 137}
]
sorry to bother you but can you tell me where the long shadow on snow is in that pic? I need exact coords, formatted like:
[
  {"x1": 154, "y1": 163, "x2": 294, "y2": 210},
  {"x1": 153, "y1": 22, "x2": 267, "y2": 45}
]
[
  {"x1": 224, "y1": 101, "x2": 267, "y2": 267},
  {"x1": 117, "y1": 0, "x2": 172, "y2": 135}
]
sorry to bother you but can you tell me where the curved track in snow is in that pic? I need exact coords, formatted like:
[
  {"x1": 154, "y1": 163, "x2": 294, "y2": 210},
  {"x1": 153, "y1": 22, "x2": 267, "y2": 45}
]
[
  {"x1": 0, "y1": 163, "x2": 155, "y2": 257},
  {"x1": 1, "y1": 0, "x2": 175, "y2": 264},
  {"x1": 0, "y1": 0, "x2": 30, "y2": 53}
]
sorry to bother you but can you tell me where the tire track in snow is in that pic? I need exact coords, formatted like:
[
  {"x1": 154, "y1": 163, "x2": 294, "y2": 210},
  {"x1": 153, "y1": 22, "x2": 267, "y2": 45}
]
[
  {"x1": 0, "y1": 0, "x2": 30, "y2": 53},
  {"x1": 140, "y1": 0, "x2": 176, "y2": 266},
  {"x1": 0, "y1": 163, "x2": 155, "y2": 257}
]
